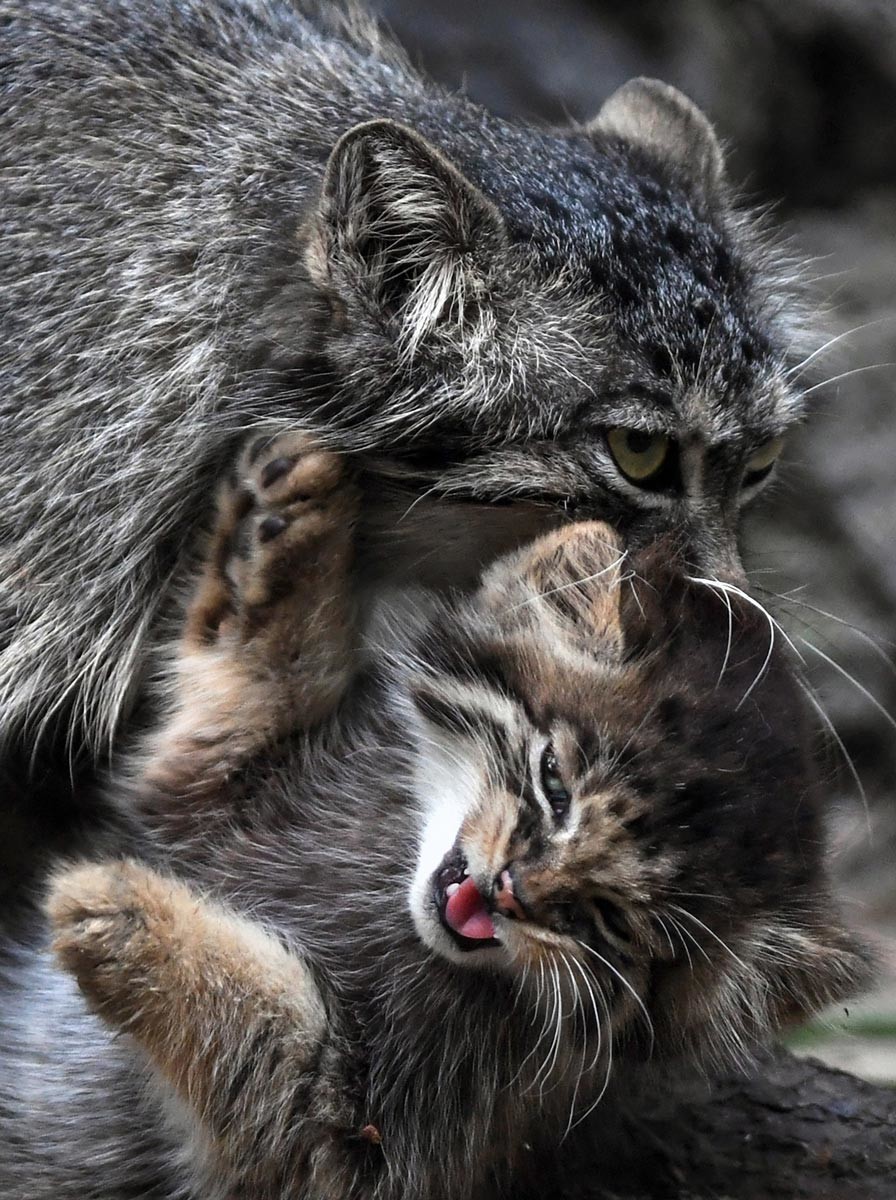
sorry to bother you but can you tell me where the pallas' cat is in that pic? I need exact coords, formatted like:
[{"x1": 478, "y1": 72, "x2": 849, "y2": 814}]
[
  {"x1": 2, "y1": 0, "x2": 804, "y2": 773},
  {"x1": 0, "y1": 434, "x2": 866, "y2": 1200}
]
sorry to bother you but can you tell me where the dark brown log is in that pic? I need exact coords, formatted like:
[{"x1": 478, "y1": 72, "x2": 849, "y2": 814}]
[{"x1": 553, "y1": 1048, "x2": 896, "y2": 1199}]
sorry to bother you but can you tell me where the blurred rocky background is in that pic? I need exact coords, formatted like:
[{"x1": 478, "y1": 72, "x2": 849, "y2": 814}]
[{"x1": 376, "y1": 0, "x2": 896, "y2": 1079}]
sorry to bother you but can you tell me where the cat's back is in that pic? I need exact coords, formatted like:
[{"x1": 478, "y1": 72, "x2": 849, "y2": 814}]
[{"x1": 0, "y1": 0, "x2": 423, "y2": 761}]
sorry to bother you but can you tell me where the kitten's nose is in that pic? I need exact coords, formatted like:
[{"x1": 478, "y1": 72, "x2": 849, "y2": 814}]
[{"x1": 493, "y1": 868, "x2": 526, "y2": 921}]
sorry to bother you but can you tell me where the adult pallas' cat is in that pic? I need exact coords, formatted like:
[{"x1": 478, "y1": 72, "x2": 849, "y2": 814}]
[
  {"x1": 1, "y1": 435, "x2": 866, "y2": 1199},
  {"x1": 3, "y1": 0, "x2": 802, "y2": 779}
]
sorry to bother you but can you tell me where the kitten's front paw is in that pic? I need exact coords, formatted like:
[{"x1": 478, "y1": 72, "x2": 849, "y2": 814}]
[
  {"x1": 229, "y1": 431, "x2": 357, "y2": 613},
  {"x1": 187, "y1": 430, "x2": 358, "y2": 646},
  {"x1": 47, "y1": 860, "x2": 170, "y2": 1013}
]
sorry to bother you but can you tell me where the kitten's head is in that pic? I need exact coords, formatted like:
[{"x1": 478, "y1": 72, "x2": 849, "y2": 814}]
[
  {"x1": 405, "y1": 522, "x2": 870, "y2": 1068},
  {"x1": 299, "y1": 80, "x2": 808, "y2": 582}
]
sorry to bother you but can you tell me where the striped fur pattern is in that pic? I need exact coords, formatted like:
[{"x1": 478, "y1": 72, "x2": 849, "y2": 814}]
[
  {"x1": 2, "y1": 0, "x2": 813, "y2": 769},
  {"x1": 0, "y1": 435, "x2": 868, "y2": 1199}
]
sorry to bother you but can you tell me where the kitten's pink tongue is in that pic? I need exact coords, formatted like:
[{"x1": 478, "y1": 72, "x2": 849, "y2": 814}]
[{"x1": 445, "y1": 877, "x2": 495, "y2": 941}]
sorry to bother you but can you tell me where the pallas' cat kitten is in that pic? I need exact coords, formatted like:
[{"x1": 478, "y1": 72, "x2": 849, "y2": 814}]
[{"x1": 1, "y1": 435, "x2": 866, "y2": 1200}]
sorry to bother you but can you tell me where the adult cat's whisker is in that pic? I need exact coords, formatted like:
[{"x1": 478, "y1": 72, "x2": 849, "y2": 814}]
[
  {"x1": 754, "y1": 586, "x2": 896, "y2": 667},
  {"x1": 685, "y1": 576, "x2": 796, "y2": 706},
  {"x1": 799, "y1": 361, "x2": 896, "y2": 397},
  {"x1": 797, "y1": 679, "x2": 871, "y2": 835},
  {"x1": 797, "y1": 638, "x2": 896, "y2": 737},
  {"x1": 784, "y1": 317, "x2": 895, "y2": 380},
  {"x1": 504, "y1": 555, "x2": 627, "y2": 614}
]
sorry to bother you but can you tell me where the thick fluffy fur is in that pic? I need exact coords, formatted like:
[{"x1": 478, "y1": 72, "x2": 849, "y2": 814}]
[
  {"x1": 0, "y1": 435, "x2": 867, "y2": 1199},
  {"x1": 1, "y1": 0, "x2": 809, "y2": 767}
]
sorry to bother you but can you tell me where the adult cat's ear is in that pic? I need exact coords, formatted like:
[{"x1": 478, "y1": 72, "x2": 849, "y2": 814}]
[
  {"x1": 308, "y1": 119, "x2": 507, "y2": 355},
  {"x1": 585, "y1": 78, "x2": 725, "y2": 199}
]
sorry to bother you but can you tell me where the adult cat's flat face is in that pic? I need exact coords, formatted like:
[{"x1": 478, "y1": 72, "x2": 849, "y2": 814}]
[
  {"x1": 405, "y1": 524, "x2": 864, "y2": 1062},
  {"x1": 306, "y1": 84, "x2": 807, "y2": 585}
]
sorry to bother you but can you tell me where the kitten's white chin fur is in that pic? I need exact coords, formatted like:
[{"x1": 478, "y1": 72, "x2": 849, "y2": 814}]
[{"x1": 407, "y1": 740, "x2": 504, "y2": 967}]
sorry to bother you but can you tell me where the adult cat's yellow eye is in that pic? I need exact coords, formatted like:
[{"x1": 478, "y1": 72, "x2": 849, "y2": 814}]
[
  {"x1": 606, "y1": 427, "x2": 670, "y2": 483},
  {"x1": 744, "y1": 436, "x2": 784, "y2": 481}
]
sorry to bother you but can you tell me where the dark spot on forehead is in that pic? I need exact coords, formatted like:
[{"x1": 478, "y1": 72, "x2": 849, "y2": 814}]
[
  {"x1": 714, "y1": 242, "x2": 734, "y2": 280},
  {"x1": 524, "y1": 189, "x2": 571, "y2": 224},
  {"x1": 628, "y1": 382, "x2": 674, "y2": 407},
  {"x1": 650, "y1": 346, "x2": 674, "y2": 377},
  {"x1": 666, "y1": 222, "x2": 694, "y2": 256},
  {"x1": 693, "y1": 297, "x2": 716, "y2": 329}
]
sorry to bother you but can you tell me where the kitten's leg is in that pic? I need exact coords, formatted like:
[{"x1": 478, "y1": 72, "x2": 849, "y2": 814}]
[
  {"x1": 143, "y1": 431, "x2": 359, "y2": 799},
  {"x1": 48, "y1": 859, "x2": 339, "y2": 1191}
]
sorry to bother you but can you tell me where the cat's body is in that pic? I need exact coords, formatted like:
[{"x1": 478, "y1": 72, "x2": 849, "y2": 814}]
[
  {"x1": 2, "y1": 0, "x2": 805, "y2": 779},
  {"x1": 0, "y1": 434, "x2": 866, "y2": 1200}
]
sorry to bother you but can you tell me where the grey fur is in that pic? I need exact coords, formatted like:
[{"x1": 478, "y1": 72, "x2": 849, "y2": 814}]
[
  {"x1": 0, "y1": 486, "x2": 868, "y2": 1198},
  {"x1": 1, "y1": 0, "x2": 809, "y2": 767}
]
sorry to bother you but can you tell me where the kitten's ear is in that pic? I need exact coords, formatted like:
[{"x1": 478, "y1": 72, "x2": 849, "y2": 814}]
[
  {"x1": 308, "y1": 119, "x2": 507, "y2": 354},
  {"x1": 586, "y1": 78, "x2": 725, "y2": 199},
  {"x1": 758, "y1": 915, "x2": 875, "y2": 1029}
]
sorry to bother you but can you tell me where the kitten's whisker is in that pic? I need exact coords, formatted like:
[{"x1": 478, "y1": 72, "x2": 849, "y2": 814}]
[
  {"x1": 651, "y1": 913, "x2": 678, "y2": 960},
  {"x1": 568, "y1": 981, "x2": 614, "y2": 1131},
  {"x1": 544, "y1": 959, "x2": 568, "y2": 1091},
  {"x1": 568, "y1": 954, "x2": 603, "y2": 1074},
  {"x1": 576, "y1": 942, "x2": 654, "y2": 1058},
  {"x1": 668, "y1": 905, "x2": 750, "y2": 974},
  {"x1": 532, "y1": 960, "x2": 561, "y2": 1093},
  {"x1": 664, "y1": 913, "x2": 705, "y2": 966},
  {"x1": 560, "y1": 951, "x2": 588, "y2": 1140}
]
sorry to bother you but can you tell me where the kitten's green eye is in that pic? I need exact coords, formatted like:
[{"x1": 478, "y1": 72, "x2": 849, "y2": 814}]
[
  {"x1": 606, "y1": 427, "x2": 670, "y2": 483},
  {"x1": 743, "y1": 436, "x2": 784, "y2": 485},
  {"x1": 540, "y1": 744, "x2": 571, "y2": 819}
]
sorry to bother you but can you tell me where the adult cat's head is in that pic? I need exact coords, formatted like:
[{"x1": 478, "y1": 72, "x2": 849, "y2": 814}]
[
  {"x1": 297, "y1": 80, "x2": 807, "y2": 584},
  {"x1": 403, "y1": 522, "x2": 868, "y2": 1069}
]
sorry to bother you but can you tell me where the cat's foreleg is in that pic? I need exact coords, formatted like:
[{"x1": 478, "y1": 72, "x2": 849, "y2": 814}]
[
  {"x1": 48, "y1": 859, "x2": 337, "y2": 1190},
  {"x1": 140, "y1": 431, "x2": 359, "y2": 799}
]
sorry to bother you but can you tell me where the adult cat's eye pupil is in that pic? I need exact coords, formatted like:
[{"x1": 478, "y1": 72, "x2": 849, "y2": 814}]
[
  {"x1": 540, "y1": 745, "x2": 571, "y2": 818},
  {"x1": 624, "y1": 429, "x2": 653, "y2": 454}
]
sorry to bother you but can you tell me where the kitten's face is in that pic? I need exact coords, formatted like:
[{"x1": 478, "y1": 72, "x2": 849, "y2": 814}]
[{"x1": 407, "y1": 524, "x2": 865, "y2": 1059}]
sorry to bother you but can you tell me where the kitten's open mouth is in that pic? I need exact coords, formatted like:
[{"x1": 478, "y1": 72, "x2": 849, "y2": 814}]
[{"x1": 433, "y1": 849, "x2": 499, "y2": 952}]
